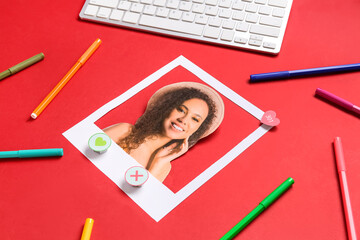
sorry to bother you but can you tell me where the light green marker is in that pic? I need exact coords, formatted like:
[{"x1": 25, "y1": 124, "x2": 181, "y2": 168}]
[
  {"x1": 220, "y1": 177, "x2": 294, "y2": 240},
  {"x1": 0, "y1": 53, "x2": 44, "y2": 80}
]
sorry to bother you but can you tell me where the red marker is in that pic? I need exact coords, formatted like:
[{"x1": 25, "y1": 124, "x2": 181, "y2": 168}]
[{"x1": 333, "y1": 137, "x2": 357, "y2": 240}]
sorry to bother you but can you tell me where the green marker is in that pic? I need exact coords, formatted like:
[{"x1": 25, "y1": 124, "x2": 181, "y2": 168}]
[
  {"x1": 0, "y1": 53, "x2": 44, "y2": 80},
  {"x1": 220, "y1": 177, "x2": 294, "y2": 240}
]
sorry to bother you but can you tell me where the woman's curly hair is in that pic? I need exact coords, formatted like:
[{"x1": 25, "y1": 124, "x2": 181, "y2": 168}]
[{"x1": 118, "y1": 87, "x2": 217, "y2": 153}]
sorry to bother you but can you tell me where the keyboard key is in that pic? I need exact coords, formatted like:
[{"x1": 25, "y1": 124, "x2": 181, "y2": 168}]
[
  {"x1": 123, "y1": 12, "x2": 140, "y2": 23},
  {"x1": 182, "y1": 12, "x2": 195, "y2": 22},
  {"x1": 84, "y1": 5, "x2": 99, "y2": 16},
  {"x1": 263, "y1": 42, "x2": 276, "y2": 49},
  {"x1": 250, "y1": 34, "x2": 263, "y2": 41},
  {"x1": 167, "y1": 0, "x2": 180, "y2": 9},
  {"x1": 143, "y1": 5, "x2": 156, "y2": 14},
  {"x1": 250, "y1": 24, "x2": 280, "y2": 37},
  {"x1": 156, "y1": 7, "x2": 169, "y2": 17},
  {"x1": 234, "y1": 36, "x2": 247, "y2": 44},
  {"x1": 245, "y1": 4, "x2": 258, "y2": 13},
  {"x1": 97, "y1": 7, "x2": 112, "y2": 18},
  {"x1": 259, "y1": 6, "x2": 272, "y2": 15},
  {"x1": 169, "y1": 10, "x2": 182, "y2": 19},
  {"x1": 236, "y1": 22, "x2": 249, "y2": 32},
  {"x1": 272, "y1": 8, "x2": 285, "y2": 17},
  {"x1": 203, "y1": 27, "x2": 221, "y2": 39},
  {"x1": 254, "y1": 0, "x2": 266, "y2": 4},
  {"x1": 248, "y1": 39, "x2": 262, "y2": 46},
  {"x1": 195, "y1": 15, "x2": 209, "y2": 24},
  {"x1": 222, "y1": 20, "x2": 235, "y2": 29},
  {"x1": 219, "y1": 9, "x2": 232, "y2": 18},
  {"x1": 208, "y1": 17, "x2": 222, "y2": 27},
  {"x1": 140, "y1": 0, "x2": 153, "y2": 4},
  {"x1": 139, "y1": 15, "x2": 204, "y2": 35},
  {"x1": 219, "y1": 0, "x2": 231, "y2": 8},
  {"x1": 131, "y1": 3, "x2": 144, "y2": 13},
  {"x1": 90, "y1": 0, "x2": 119, "y2": 8},
  {"x1": 118, "y1": 1, "x2": 131, "y2": 10},
  {"x1": 179, "y1": 1, "x2": 192, "y2": 11},
  {"x1": 109, "y1": 9, "x2": 124, "y2": 20},
  {"x1": 221, "y1": 30, "x2": 234, "y2": 41},
  {"x1": 205, "y1": 0, "x2": 218, "y2": 6},
  {"x1": 205, "y1": 6, "x2": 218, "y2": 16},
  {"x1": 232, "y1": 0, "x2": 245, "y2": 10},
  {"x1": 245, "y1": 13, "x2": 259, "y2": 23},
  {"x1": 260, "y1": 16, "x2": 282, "y2": 27},
  {"x1": 232, "y1": 11, "x2": 245, "y2": 21},
  {"x1": 192, "y1": 4, "x2": 206, "y2": 14},
  {"x1": 268, "y1": 0, "x2": 287, "y2": 8},
  {"x1": 153, "y1": 0, "x2": 166, "y2": 6}
]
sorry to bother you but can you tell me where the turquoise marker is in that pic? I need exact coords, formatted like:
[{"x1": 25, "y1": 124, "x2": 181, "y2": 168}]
[
  {"x1": 220, "y1": 177, "x2": 294, "y2": 240},
  {"x1": 0, "y1": 148, "x2": 63, "y2": 158}
]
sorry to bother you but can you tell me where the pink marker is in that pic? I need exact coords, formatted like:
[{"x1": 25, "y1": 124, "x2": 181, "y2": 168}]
[
  {"x1": 333, "y1": 137, "x2": 357, "y2": 240},
  {"x1": 316, "y1": 88, "x2": 360, "y2": 115}
]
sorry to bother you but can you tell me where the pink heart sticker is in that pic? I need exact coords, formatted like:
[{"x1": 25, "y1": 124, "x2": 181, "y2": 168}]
[{"x1": 261, "y1": 110, "x2": 280, "y2": 126}]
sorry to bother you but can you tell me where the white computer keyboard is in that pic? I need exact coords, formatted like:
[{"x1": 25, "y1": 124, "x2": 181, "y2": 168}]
[{"x1": 80, "y1": 0, "x2": 293, "y2": 54}]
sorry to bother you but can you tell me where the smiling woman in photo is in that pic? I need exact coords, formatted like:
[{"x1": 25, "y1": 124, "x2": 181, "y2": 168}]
[{"x1": 104, "y1": 82, "x2": 224, "y2": 182}]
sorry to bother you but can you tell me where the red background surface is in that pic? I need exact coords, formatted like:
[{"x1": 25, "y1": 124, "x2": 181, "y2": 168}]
[{"x1": 0, "y1": 0, "x2": 359, "y2": 239}]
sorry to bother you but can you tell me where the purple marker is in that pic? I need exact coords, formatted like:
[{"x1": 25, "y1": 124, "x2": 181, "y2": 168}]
[{"x1": 316, "y1": 88, "x2": 360, "y2": 115}]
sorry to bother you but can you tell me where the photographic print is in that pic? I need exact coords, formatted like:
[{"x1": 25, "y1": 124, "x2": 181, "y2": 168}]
[{"x1": 63, "y1": 56, "x2": 271, "y2": 221}]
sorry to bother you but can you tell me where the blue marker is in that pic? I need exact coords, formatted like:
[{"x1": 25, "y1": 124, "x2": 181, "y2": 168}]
[
  {"x1": 250, "y1": 63, "x2": 360, "y2": 82},
  {"x1": 0, "y1": 148, "x2": 63, "y2": 158}
]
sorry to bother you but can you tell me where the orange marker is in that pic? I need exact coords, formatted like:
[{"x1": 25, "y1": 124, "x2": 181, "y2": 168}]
[
  {"x1": 81, "y1": 218, "x2": 94, "y2": 240},
  {"x1": 31, "y1": 38, "x2": 101, "y2": 119}
]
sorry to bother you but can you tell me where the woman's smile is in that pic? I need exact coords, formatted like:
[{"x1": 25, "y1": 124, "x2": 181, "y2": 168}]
[
  {"x1": 171, "y1": 122, "x2": 185, "y2": 132},
  {"x1": 164, "y1": 98, "x2": 209, "y2": 139}
]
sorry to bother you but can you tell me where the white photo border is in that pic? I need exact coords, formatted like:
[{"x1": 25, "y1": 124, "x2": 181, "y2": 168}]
[{"x1": 63, "y1": 55, "x2": 272, "y2": 222}]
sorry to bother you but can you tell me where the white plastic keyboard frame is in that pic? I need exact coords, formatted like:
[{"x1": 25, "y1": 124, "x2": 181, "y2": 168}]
[{"x1": 79, "y1": 0, "x2": 293, "y2": 54}]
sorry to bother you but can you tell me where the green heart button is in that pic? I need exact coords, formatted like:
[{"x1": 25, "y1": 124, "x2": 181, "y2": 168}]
[
  {"x1": 88, "y1": 133, "x2": 111, "y2": 153},
  {"x1": 95, "y1": 137, "x2": 107, "y2": 146}
]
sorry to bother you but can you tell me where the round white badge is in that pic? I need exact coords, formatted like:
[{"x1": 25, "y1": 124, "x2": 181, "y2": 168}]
[
  {"x1": 88, "y1": 133, "x2": 111, "y2": 153},
  {"x1": 125, "y1": 166, "x2": 149, "y2": 186}
]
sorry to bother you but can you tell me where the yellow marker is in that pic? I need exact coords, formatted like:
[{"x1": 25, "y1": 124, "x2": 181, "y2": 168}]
[{"x1": 81, "y1": 218, "x2": 94, "y2": 240}]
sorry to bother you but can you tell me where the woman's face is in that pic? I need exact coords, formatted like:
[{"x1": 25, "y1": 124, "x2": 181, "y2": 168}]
[{"x1": 163, "y1": 98, "x2": 209, "y2": 139}]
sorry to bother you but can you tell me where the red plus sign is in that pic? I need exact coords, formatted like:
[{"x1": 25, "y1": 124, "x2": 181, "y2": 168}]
[{"x1": 130, "y1": 170, "x2": 144, "y2": 181}]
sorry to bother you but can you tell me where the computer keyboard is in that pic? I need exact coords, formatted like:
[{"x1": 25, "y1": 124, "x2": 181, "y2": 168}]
[{"x1": 80, "y1": 0, "x2": 293, "y2": 54}]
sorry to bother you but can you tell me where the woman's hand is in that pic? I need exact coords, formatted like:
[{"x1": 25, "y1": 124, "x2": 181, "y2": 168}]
[
  {"x1": 155, "y1": 139, "x2": 189, "y2": 163},
  {"x1": 148, "y1": 139, "x2": 189, "y2": 182}
]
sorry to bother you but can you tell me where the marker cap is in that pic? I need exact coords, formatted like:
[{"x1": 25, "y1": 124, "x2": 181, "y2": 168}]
[
  {"x1": 0, "y1": 70, "x2": 12, "y2": 80},
  {"x1": 353, "y1": 105, "x2": 360, "y2": 115},
  {"x1": 18, "y1": 148, "x2": 64, "y2": 158},
  {"x1": 334, "y1": 137, "x2": 346, "y2": 171},
  {"x1": 260, "y1": 177, "x2": 294, "y2": 208},
  {"x1": 78, "y1": 39, "x2": 102, "y2": 65},
  {"x1": 250, "y1": 71, "x2": 290, "y2": 82},
  {"x1": 9, "y1": 53, "x2": 44, "y2": 74},
  {"x1": 81, "y1": 218, "x2": 94, "y2": 240}
]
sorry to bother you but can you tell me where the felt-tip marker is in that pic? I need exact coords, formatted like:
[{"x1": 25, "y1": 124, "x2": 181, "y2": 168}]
[
  {"x1": 220, "y1": 177, "x2": 294, "y2": 240},
  {"x1": 0, "y1": 148, "x2": 63, "y2": 159},
  {"x1": 81, "y1": 218, "x2": 94, "y2": 240},
  {"x1": 316, "y1": 88, "x2": 360, "y2": 116},
  {"x1": 333, "y1": 138, "x2": 357, "y2": 240},
  {"x1": 250, "y1": 63, "x2": 360, "y2": 82},
  {"x1": 0, "y1": 53, "x2": 44, "y2": 80}
]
